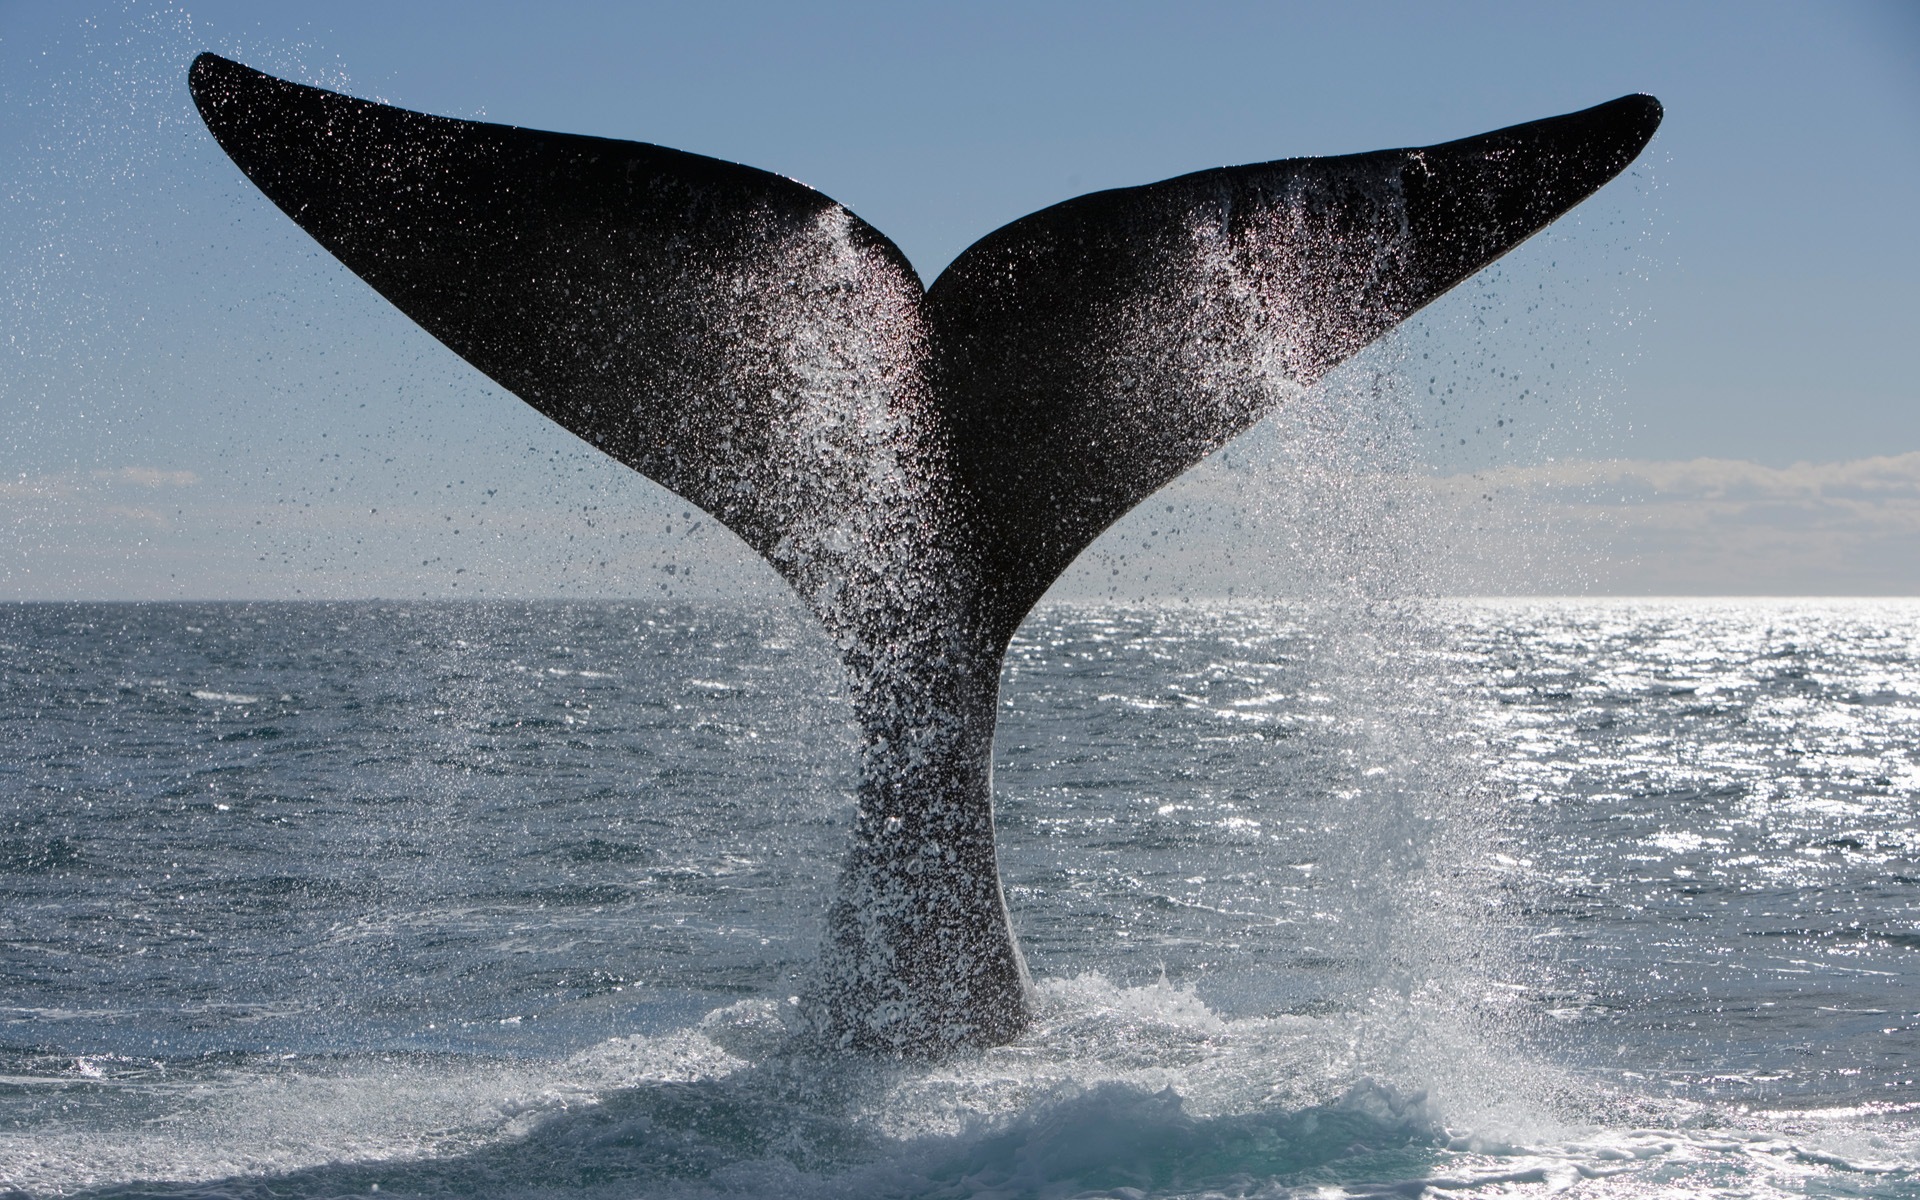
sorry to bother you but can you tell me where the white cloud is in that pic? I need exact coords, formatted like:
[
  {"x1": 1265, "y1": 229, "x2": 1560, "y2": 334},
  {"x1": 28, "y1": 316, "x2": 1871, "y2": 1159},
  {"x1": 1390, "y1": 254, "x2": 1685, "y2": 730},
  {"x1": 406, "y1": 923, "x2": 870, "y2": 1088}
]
[
  {"x1": 99, "y1": 467, "x2": 200, "y2": 488},
  {"x1": 2, "y1": 466, "x2": 200, "y2": 499},
  {"x1": 1424, "y1": 452, "x2": 1920, "y2": 594},
  {"x1": 6, "y1": 450, "x2": 1918, "y2": 600},
  {"x1": 1441, "y1": 451, "x2": 1920, "y2": 507},
  {"x1": 1018, "y1": 442, "x2": 1920, "y2": 605}
]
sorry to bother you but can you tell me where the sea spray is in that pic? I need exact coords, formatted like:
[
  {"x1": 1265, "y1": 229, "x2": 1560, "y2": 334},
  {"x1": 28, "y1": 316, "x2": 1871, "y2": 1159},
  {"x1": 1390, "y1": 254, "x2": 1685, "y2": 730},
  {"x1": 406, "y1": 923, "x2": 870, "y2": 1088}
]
[{"x1": 1193, "y1": 351, "x2": 1576, "y2": 1139}]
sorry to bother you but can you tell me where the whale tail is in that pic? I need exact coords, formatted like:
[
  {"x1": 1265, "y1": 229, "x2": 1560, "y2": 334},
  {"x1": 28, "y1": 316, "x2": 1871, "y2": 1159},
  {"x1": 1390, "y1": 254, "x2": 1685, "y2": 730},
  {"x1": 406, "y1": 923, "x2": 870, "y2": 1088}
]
[
  {"x1": 189, "y1": 52, "x2": 1657, "y2": 647},
  {"x1": 190, "y1": 53, "x2": 1658, "y2": 1054}
]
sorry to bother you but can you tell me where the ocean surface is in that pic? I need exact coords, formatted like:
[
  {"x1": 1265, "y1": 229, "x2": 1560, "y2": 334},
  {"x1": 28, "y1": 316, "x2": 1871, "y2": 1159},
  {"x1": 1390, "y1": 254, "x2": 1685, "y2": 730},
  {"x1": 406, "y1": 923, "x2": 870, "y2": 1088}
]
[{"x1": 3, "y1": 597, "x2": 1916, "y2": 1198}]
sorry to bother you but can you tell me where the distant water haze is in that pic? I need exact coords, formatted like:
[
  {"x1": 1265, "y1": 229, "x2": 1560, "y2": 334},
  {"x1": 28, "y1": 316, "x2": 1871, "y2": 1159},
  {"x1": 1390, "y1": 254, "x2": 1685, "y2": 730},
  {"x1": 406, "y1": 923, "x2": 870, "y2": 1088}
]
[{"x1": 9, "y1": 336, "x2": 1912, "y2": 600}]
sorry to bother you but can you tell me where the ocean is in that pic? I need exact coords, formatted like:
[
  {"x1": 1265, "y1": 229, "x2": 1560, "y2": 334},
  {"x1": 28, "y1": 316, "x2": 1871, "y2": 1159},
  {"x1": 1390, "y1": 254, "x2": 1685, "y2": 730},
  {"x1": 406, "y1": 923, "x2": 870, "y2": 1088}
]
[{"x1": 3, "y1": 597, "x2": 1916, "y2": 1198}]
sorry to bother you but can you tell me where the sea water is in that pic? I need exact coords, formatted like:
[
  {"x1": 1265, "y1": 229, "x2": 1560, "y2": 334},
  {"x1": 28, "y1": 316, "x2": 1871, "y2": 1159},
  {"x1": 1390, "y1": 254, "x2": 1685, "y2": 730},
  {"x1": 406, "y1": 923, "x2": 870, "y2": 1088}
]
[{"x1": 3, "y1": 598, "x2": 1916, "y2": 1197}]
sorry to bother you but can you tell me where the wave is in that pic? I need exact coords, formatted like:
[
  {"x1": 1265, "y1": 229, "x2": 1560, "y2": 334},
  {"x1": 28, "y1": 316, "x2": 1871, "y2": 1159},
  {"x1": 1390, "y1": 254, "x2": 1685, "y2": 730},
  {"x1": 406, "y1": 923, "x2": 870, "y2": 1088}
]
[{"x1": 7, "y1": 977, "x2": 1915, "y2": 1199}]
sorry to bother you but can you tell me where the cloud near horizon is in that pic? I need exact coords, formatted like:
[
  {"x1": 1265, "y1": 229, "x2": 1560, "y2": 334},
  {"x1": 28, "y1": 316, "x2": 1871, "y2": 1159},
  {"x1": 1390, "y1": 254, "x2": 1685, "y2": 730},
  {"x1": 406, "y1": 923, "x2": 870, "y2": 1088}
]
[
  {"x1": 1449, "y1": 450, "x2": 1920, "y2": 504},
  {"x1": 5, "y1": 454, "x2": 1918, "y2": 600},
  {"x1": 1, "y1": 466, "x2": 202, "y2": 499},
  {"x1": 1424, "y1": 451, "x2": 1920, "y2": 595}
]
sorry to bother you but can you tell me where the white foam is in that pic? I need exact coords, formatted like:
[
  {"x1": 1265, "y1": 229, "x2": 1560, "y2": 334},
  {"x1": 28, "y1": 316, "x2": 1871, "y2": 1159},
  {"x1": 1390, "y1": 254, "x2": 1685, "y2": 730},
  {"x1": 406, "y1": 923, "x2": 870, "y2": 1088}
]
[{"x1": 6, "y1": 981, "x2": 1916, "y2": 1198}]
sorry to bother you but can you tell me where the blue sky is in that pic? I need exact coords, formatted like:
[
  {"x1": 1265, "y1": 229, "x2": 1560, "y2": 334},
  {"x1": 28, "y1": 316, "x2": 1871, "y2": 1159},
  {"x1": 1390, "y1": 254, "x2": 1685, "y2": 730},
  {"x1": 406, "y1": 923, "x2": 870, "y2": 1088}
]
[{"x1": 2, "y1": 1, "x2": 1916, "y2": 598}]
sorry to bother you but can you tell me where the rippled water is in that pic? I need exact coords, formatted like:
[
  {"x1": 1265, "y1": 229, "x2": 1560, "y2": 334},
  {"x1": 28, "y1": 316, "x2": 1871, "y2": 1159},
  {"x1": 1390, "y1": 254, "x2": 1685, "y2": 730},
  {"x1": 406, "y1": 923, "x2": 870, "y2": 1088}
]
[{"x1": 3, "y1": 598, "x2": 1916, "y2": 1197}]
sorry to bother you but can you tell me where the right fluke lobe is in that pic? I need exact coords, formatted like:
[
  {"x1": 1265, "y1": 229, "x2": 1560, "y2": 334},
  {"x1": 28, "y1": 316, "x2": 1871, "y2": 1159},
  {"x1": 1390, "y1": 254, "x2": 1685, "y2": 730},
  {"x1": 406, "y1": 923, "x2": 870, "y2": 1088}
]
[{"x1": 927, "y1": 94, "x2": 1661, "y2": 646}]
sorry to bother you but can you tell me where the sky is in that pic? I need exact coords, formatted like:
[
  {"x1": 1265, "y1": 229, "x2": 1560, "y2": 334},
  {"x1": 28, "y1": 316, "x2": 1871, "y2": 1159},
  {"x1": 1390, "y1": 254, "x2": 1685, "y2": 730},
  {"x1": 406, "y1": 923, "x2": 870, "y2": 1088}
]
[{"x1": 2, "y1": 0, "x2": 1917, "y2": 600}]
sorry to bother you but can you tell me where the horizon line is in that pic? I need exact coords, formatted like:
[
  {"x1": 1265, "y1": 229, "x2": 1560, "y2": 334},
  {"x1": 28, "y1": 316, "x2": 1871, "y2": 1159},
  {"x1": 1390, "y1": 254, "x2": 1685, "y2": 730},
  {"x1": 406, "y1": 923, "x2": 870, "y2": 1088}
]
[{"x1": 5, "y1": 593, "x2": 1918, "y2": 606}]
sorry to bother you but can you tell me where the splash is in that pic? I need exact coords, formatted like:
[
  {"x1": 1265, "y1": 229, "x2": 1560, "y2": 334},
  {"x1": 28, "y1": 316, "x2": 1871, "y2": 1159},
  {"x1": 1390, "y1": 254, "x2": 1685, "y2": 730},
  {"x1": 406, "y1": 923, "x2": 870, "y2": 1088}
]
[{"x1": 12, "y1": 977, "x2": 1913, "y2": 1198}]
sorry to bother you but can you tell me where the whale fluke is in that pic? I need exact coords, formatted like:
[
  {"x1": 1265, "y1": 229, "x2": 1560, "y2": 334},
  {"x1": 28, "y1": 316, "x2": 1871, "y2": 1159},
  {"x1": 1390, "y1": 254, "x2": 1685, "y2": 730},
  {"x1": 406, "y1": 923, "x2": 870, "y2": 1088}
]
[
  {"x1": 928, "y1": 96, "x2": 1660, "y2": 644},
  {"x1": 190, "y1": 52, "x2": 1658, "y2": 1055}
]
